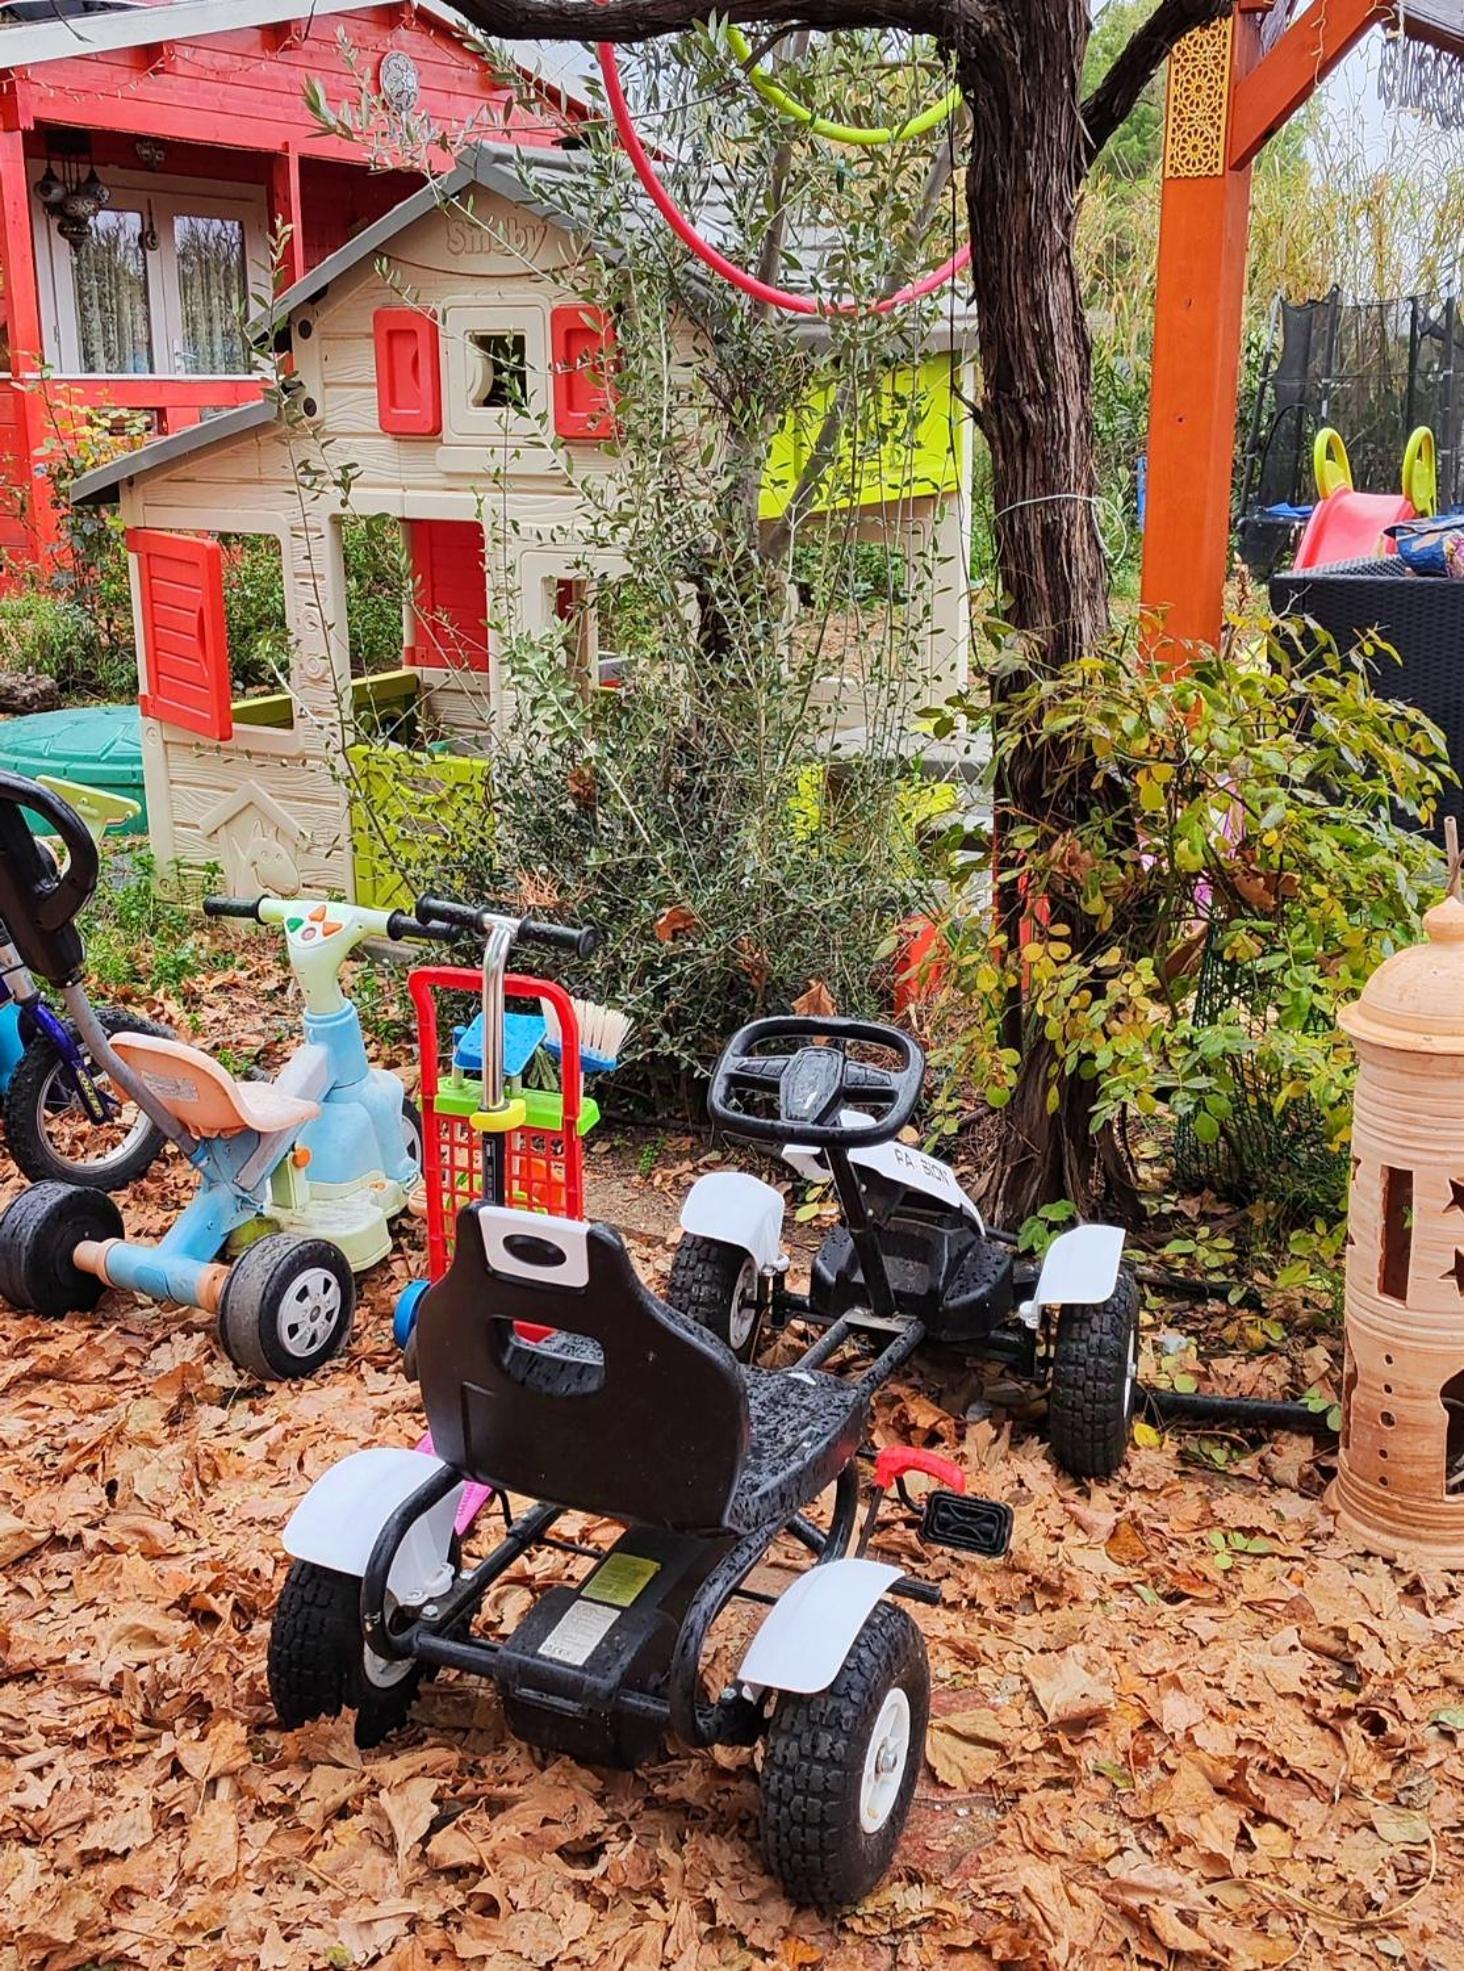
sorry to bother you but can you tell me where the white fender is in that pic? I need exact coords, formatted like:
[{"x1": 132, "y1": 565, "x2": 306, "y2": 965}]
[
  {"x1": 283, "y1": 1447, "x2": 464, "y2": 1605},
  {"x1": 1031, "y1": 1223, "x2": 1126, "y2": 1310},
  {"x1": 679, "y1": 1170, "x2": 785, "y2": 1271},
  {"x1": 738, "y1": 1559, "x2": 904, "y2": 1695}
]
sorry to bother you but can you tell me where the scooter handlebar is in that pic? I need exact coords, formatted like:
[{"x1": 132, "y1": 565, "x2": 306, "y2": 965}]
[{"x1": 414, "y1": 894, "x2": 599, "y2": 960}]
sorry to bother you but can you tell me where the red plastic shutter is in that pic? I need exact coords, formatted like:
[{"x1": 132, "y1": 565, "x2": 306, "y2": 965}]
[
  {"x1": 129, "y1": 529, "x2": 232, "y2": 742},
  {"x1": 550, "y1": 304, "x2": 616, "y2": 441},
  {"x1": 408, "y1": 520, "x2": 489, "y2": 673},
  {"x1": 374, "y1": 307, "x2": 442, "y2": 436}
]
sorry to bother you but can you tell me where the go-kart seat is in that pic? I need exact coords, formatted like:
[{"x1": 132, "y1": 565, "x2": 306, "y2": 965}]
[{"x1": 415, "y1": 1204, "x2": 869, "y2": 1536}]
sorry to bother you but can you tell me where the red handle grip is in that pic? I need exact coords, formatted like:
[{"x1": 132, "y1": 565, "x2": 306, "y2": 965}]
[{"x1": 873, "y1": 1446, "x2": 966, "y2": 1494}]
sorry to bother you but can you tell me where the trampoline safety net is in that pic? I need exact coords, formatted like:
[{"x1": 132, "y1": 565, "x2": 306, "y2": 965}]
[{"x1": 1239, "y1": 287, "x2": 1464, "y2": 534}]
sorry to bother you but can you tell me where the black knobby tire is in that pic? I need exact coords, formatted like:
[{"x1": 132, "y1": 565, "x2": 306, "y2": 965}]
[
  {"x1": 5, "y1": 1009, "x2": 173, "y2": 1192},
  {"x1": 217, "y1": 1234, "x2": 355, "y2": 1382},
  {"x1": 0, "y1": 1181, "x2": 123, "y2": 1318},
  {"x1": 760, "y1": 1598, "x2": 929, "y2": 1910},
  {"x1": 1047, "y1": 1264, "x2": 1140, "y2": 1480},
  {"x1": 667, "y1": 1232, "x2": 761, "y2": 1361},
  {"x1": 268, "y1": 1558, "x2": 423, "y2": 1749}
]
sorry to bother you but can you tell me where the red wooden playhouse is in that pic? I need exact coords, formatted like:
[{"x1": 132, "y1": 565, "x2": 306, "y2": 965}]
[{"x1": 0, "y1": 0, "x2": 578, "y2": 567}]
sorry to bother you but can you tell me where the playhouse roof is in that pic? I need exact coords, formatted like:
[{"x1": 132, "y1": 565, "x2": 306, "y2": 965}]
[{"x1": 71, "y1": 138, "x2": 977, "y2": 506}]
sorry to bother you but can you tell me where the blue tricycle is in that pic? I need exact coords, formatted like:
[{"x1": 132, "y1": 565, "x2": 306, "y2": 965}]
[{"x1": 0, "y1": 771, "x2": 445, "y2": 1379}]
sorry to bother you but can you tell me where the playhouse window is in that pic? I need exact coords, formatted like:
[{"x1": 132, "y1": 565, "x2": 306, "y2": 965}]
[
  {"x1": 172, "y1": 214, "x2": 248, "y2": 375},
  {"x1": 220, "y1": 533, "x2": 294, "y2": 729},
  {"x1": 74, "y1": 211, "x2": 153, "y2": 375},
  {"x1": 34, "y1": 173, "x2": 266, "y2": 378},
  {"x1": 468, "y1": 332, "x2": 529, "y2": 412}
]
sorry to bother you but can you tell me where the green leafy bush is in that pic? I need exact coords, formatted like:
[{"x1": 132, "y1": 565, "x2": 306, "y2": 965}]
[{"x1": 929, "y1": 618, "x2": 1450, "y2": 1223}]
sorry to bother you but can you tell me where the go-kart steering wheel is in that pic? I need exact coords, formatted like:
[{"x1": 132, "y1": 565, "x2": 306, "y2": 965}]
[{"x1": 708, "y1": 1015, "x2": 925, "y2": 1147}]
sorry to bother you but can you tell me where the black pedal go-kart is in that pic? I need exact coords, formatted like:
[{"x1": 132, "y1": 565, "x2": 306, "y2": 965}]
[
  {"x1": 269, "y1": 1200, "x2": 1012, "y2": 1909},
  {"x1": 670, "y1": 1016, "x2": 1139, "y2": 1479}
]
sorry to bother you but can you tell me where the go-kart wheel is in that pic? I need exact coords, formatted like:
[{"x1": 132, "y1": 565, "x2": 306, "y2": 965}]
[
  {"x1": 5, "y1": 1009, "x2": 172, "y2": 1192},
  {"x1": 268, "y1": 1558, "x2": 422, "y2": 1749},
  {"x1": 0, "y1": 1181, "x2": 122, "y2": 1318},
  {"x1": 217, "y1": 1234, "x2": 355, "y2": 1382},
  {"x1": 1046, "y1": 1264, "x2": 1141, "y2": 1480},
  {"x1": 760, "y1": 1599, "x2": 928, "y2": 1910},
  {"x1": 667, "y1": 1233, "x2": 761, "y2": 1361},
  {"x1": 399, "y1": 1097, "x2": 423, "y2": 1173}
]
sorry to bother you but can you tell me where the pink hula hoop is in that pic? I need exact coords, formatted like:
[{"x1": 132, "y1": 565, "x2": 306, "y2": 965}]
[{"x1": 595, "y1": 42, "x2": 971, "y2": 318}]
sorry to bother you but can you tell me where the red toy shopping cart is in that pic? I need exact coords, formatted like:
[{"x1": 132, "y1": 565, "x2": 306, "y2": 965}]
[{"x1": 409, "y1": 965, "x2": 591, "y2": 1279}]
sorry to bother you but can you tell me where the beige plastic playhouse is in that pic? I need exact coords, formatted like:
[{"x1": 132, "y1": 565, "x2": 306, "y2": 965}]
[{"x1": 73, "y1": 144, "x2": 976, "y2": 906}]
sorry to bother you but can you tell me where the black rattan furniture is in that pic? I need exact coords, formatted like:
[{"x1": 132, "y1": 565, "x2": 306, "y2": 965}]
[{"x1": 1270, "y1": 555, "x2": 1464, "y2": 822}]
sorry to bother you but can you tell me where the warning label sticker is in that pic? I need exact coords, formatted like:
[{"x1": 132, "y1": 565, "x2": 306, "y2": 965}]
[
  {"x1": 538, "y1": 1600, "x2": 619, "y2": 1666},
  {"x1": 583, "y1": 1554, "x2": 660, "y2": 1608}
]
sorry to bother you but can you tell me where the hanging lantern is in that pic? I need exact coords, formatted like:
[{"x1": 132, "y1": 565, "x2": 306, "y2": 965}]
[
  {"x1": 1332, "y1": 841, "x2": 1464, "y2": 1565},
  {"x1": 33, "y1": 164, "x2": 65, "y2": 211}
]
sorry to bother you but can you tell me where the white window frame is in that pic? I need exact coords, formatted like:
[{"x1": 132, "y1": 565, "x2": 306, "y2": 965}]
[
  {"x1": 33, "y1": 169, "x2": 269, "y2": 380},
  {"x1": 441, "y1": 303, "x2": 551, "y2": 445}
]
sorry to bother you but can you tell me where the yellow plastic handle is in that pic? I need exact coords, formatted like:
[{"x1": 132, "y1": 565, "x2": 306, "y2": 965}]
[
  {"x1": 1313, "y1": 427, "x2": 1353, "y2": 500},
  {"x1": 1402, "y1": 425, "x2": 1437, "y2": 517}
]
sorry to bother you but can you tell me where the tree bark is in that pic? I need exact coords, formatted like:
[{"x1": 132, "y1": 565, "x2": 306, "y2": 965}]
[{"x1": 947, "y1": 4, "x2": 1124, "y2": 1223}]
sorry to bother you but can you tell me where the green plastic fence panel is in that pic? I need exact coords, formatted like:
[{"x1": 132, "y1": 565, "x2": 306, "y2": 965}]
[
  {"x1": 760, "y1": 353, "x2": 966, "y2": 521},
  {"x1": 348, "y1": 741, "x2": 492, "y2": 910}
]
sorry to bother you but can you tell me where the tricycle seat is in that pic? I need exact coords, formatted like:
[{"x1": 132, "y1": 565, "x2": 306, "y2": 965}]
[{"x1": 415, "y1": 1204, "x2": 868, "y2": 1536}]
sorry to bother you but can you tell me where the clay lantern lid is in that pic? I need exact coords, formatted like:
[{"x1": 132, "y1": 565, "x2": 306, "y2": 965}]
[{"x1": 1340, "y1": 895, "x2": 1464, "y2": 1054}]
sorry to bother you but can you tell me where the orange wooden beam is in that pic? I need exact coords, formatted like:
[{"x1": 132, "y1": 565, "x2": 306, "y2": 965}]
[
  {"x1": 1141, "y1": 12, "x2": 1263, "y2": 658},
  {"x1": 1228, "y1": 0, "x2": 1390, "y2": 170}
]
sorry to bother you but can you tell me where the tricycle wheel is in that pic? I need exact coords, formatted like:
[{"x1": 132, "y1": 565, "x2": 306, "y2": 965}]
[
  {"x1": 667, "y1": 1233, "x2": 761, "y2": 1360},
  {"x1": 1047, "y1": 1264, "x2": 1140, "y2": 1480},
  {"x1": 760, "y1": 1599, "x2": 928, "y2": 1910},
  {"x1": 268, "y1": 1558, "x2": 422, "y2": 1748},
  {"x1": 217, "y1": 1234, "x2": 355, "y2": 1381},
  {"x1": 0, "y1": 1181, "x2": 122, "y2": 1318},
  {"x1": 4, "y1": 1009, "x2": 172, "y2": 1191}
]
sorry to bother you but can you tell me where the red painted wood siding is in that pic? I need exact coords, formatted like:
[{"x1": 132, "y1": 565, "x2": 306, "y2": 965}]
[
  {"x1": 130, "y1": 528, "x2": 233, "y2": 740},
  {"x1": 11, "y1": 13, "x2": 573, "y2": 159},
  {"x1": 408, "y1": 519, "x2": 488, "y2": 673}
]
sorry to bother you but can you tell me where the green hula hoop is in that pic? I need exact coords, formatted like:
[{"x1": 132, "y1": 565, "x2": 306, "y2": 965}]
[{"x1": 722, "y1": 25, "x2": 962, "y2": 147}]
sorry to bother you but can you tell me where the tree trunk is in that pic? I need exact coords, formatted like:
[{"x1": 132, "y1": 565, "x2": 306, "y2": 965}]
[{"x1": 954, "y1": 3, "x2": 1122, "y2": 1225}]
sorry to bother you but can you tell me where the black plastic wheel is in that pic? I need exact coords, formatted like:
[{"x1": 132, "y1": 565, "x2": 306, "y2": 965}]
[
  {"x1": 667, "y1": 1232, "x2": 762, "y2": 1361},
  {"x1": 217, "y1": 1234, "x2": 355, "y2": 1382},
  {"x1": 4, "y1": 1009, "x2": 172, "y2": 1191},
  {"x1": 1047, "y1": 1264, "x2": 1141, "y2": 1479},
  {"x1": 399, "y1": 1097, "x2": 423, "y2": 1173},
  {"x1": 0, "y1": 1180, "x2": 123, "y2": 1318},
  {"x1": 268, "y1": 1558, "x2": 423, "y2": 1749},
  {"x1": 760, "y1": 1598, "x2": 929, "y2": 1910}
]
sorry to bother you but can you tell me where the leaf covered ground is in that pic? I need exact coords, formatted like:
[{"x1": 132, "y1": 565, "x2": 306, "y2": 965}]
[{"x1": 1, "y1": 939, "x2": 1462, "y2": 1971}]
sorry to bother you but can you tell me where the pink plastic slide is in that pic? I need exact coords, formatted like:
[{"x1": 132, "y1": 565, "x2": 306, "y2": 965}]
[{"x1": 1294, "y1": 489, "x2": 1413, "y2": 569}]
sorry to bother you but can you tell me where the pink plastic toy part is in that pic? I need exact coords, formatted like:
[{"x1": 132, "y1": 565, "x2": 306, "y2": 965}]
[
  {"x1": 415, "y1": 1430, "x2": 494, "y2": 1538},
  {"x1": 596, "y1": 42, "x2": 971, "y2": 317},
  {"x1": 1293, "y1": 489, "x2": 1414, "y2": 570}
]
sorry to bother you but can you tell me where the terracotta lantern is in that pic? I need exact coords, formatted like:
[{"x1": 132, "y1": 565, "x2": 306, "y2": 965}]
[{"x1": 1333, "y1": 878, "x2": 1464, "y2": 1566}]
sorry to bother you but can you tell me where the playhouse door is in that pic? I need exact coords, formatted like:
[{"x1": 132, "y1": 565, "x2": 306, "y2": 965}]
[{"x1": 407, "y1": 519, "x2": 489, "y2": 673}]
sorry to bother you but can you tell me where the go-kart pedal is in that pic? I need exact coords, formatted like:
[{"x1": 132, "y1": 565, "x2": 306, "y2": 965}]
[{"x1": 921, "y1": 1490, "x2": 1013, "y2": 1559}]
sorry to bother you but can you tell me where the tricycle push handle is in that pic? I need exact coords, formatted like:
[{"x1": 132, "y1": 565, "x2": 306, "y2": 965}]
[
  {"x1": 415, "y1": 894, "x2": 599, "y2": 961},
  {"x1": 0, "y1": 769, "x2": 101, "y2": 986}
]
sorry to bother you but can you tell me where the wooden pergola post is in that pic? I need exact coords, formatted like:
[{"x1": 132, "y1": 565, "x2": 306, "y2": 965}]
[{"x1": 1140, "y1": 0, "x2": 1400, "y2": 656}]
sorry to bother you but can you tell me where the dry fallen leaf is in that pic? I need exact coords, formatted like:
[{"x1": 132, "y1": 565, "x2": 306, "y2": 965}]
[{"x1": 1026, "y1": 1649, "x2": 1114, "y2": 1730}]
